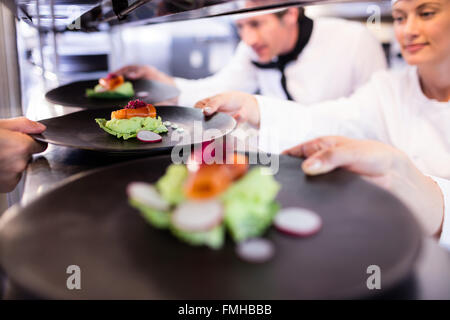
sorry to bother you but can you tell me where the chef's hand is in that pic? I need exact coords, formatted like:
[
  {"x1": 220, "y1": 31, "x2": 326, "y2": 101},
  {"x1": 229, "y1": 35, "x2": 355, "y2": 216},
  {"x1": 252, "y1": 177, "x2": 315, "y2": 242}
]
[
  {"x1": 283, "y1": 136, "x2": 445, "y2": 237},
  {"x1": 113, "y1": 65, "x2": 176, "y2": 86},
  {"x1": 0, "y1": 117, "x2": 48, "y2": 193},
  {"x1": 194, "y1": 91, "x2": 260, "y2": 127},
  {"x1": 154, "y1": 97, "x2": 179, "y2": 106},
  {"x1": 283, "y1": 136, "x2": 403, "y2": 177}
]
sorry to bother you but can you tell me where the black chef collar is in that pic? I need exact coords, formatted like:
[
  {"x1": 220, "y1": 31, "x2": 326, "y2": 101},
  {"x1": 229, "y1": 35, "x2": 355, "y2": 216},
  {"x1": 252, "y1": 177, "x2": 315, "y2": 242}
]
[{"x1": 252, "y1": 15, "x2": 314, "y2": 100}]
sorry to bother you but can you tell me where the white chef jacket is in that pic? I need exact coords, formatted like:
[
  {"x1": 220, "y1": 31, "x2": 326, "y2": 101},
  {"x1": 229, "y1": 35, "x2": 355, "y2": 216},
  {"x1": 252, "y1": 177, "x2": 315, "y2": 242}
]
[
  {"x1": 174, "y1": 17, "x2": 387, "y2": 107},
  {"x1": 257, "y1": 65, "x2": 450, "y2": 248},
  {"x1": 431, "y1": 176, "x2": 450, "y2": 250}
]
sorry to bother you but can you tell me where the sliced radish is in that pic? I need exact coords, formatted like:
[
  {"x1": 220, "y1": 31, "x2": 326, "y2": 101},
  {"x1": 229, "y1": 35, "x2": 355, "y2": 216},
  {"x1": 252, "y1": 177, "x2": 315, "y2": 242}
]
[
  {"x1": 136, "y1": 91, "x2": 149, "y2": 98},
  {"x1": 172, "y1": 200, "x2": 223, "y2": 232},
  {"x1": 274, "y1": 207, "x2": 322, "y2": 237},
  {"x1": 236, "y1": 238, "x2": 274, "y2": 263},
  {"x1": 137, "y1": 130, "x2": 162, "y2": 143},
  {"x1": 127, "y1": 182, "x2": 169, "y2": 211}
]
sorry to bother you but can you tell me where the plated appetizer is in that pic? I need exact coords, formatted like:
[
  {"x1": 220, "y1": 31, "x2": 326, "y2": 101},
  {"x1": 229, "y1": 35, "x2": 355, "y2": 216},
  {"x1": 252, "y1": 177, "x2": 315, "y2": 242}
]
[
  {"x1": 86, "y1": 73, "x2": 134, "y2": 99},
  {"x1": 95, "y1": 99, "x2": 168, "y2": 140},
  {"x1": 127, "y1": 154, "x2": 281, "y2": 250}
]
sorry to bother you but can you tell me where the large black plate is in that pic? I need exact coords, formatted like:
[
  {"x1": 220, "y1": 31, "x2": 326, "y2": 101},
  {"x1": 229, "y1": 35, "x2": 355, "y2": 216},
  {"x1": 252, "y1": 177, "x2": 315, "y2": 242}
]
[
  {"x1": 45, "y1": 79, "x2": 180, "y2": 109},
  {"x1": 0, "y1": 154, "x2": 422, "y2": 299},
  {"x1": 30, "y1": 106, "x2": 236, "y2": 153}
]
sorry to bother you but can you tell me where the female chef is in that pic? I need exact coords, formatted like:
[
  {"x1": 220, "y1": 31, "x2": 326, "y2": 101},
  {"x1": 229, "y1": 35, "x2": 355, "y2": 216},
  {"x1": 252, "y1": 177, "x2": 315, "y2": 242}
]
[{"x1": 193, "y1": 0, "x2": 450, "y2": 249}]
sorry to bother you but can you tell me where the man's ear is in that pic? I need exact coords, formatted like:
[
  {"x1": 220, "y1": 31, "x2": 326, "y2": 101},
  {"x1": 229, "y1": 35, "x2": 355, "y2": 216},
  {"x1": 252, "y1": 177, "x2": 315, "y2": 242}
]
[{"x1": 282, "y1": 8, "x2": 300, "y2": 26}]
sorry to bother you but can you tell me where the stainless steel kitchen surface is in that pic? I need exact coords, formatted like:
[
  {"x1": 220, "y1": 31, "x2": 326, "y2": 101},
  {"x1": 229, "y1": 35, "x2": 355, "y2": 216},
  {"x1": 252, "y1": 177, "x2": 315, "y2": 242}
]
[{"x1": 15, "y1": 0, "x2": 391, "y2": 30}]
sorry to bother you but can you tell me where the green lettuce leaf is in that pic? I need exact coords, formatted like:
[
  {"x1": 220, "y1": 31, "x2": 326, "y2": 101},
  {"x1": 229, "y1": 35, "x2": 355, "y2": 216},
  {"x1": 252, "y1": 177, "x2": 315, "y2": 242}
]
[
  {"x1": 86, "y1": 82, "x2": 134, "y2": 99},
  {"x1": 95, "y1": 116, "x2": 168, "y2": 140},
  {"x1": 156, "y1": 164, "x2": 188, "y2": 205},
  {"x1": 224, "y1": 201, "x2": 279, "y2": 242},
  {"x1": 129, "y1": 198, "x2": 170, "y2": 229},
  {"x1": 170, "y1": 225, "x2": 225, "y2": 250},
  {"x1": 221, "y1": 167, "x2": 281, "y2": 242}
]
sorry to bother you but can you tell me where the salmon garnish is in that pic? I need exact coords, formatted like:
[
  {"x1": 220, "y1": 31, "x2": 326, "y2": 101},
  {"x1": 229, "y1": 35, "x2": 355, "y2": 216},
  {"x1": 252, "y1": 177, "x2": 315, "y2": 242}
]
[
  {"x1": 99, "y1": 73, "x2": 125, "y2": 91},
  {"x1": 184, "y1": 154, "x2": 249, "y2": 199},
  {"x1": 184, "y1": 165, "x2": 232, "y2": 200},
  {"x1": 224, "y1": 153, "x2": 249, "y2": 180},
  {"x1": 111, "y1": 100, "x2": 157, "y2": 119}
]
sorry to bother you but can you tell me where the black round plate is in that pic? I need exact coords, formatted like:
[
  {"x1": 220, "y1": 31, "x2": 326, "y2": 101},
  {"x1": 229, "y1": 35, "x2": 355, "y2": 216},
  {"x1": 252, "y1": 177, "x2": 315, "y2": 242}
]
[
  {"x1": 0, "y1": 154, "x2": 421, "y2": 299},
  {"x1": 45, "y1": 79, "x2": 180, "y2": 109},
  {"x1": 30, "y1": 106, "x2": 236, "y2": 153}
]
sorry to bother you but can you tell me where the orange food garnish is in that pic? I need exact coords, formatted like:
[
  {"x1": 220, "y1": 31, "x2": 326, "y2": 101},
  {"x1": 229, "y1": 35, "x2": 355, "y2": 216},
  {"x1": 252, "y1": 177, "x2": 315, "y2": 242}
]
[
  {"x1": 184, "y1": 165, "x2": 232, "y2": 200},
  {"x1": 99, "y1": 74, "x2": 124, "y2": 91},
  {"x1": 184, "y1": 153, "x2": 249, "y2": 200},
  {"x1": 111, "y1": 104, "x2": 156, "y2": 119},
  {"x1": 224, "y1": 153, "x2": 249, "y2": 180}
]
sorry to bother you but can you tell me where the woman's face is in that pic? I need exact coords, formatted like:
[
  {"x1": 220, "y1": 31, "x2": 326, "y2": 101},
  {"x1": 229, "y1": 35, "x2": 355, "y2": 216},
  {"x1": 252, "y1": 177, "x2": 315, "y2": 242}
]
[{"x1": 393, "y1": 0, "x2": 450, "y2": 66}]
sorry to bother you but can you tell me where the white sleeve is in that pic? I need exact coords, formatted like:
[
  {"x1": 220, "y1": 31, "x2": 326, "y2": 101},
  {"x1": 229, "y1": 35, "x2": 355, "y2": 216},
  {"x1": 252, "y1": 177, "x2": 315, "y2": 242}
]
[
  {"x1": 257, "y1": 74, "x2": 386, "y2": 154},
  {"x1": 173, "y1": 42, "x2": 258, "y2": 107},
  {"x1": 428, "y1": 176, "x2": 450, "y2": 251},
  {"x1": 350, "y1": 26, "x2": 388, "y2": 90}
]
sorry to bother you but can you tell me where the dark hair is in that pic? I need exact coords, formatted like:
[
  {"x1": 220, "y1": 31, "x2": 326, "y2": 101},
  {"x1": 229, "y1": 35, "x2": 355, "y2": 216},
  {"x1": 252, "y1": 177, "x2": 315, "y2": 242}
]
[{"x1": 273, "y1": 6, "x2": 305, "y2": 19}]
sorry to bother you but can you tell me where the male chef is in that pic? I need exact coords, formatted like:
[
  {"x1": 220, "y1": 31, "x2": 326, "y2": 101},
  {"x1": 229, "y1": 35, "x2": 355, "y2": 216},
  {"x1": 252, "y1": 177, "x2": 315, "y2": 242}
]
[{"x1": 114, "y1": 6, "x2": 387, "y2": 107}]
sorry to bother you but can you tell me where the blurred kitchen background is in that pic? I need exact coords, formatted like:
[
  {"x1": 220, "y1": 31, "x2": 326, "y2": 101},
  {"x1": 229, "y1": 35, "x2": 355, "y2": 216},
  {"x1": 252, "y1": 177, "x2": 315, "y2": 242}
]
[
  {"x1": 11, "y1": 0, "x2": 404, "y2": 121},
  {"x1": 0, "y1": 0, "x2": 406, "y2": 212}
]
